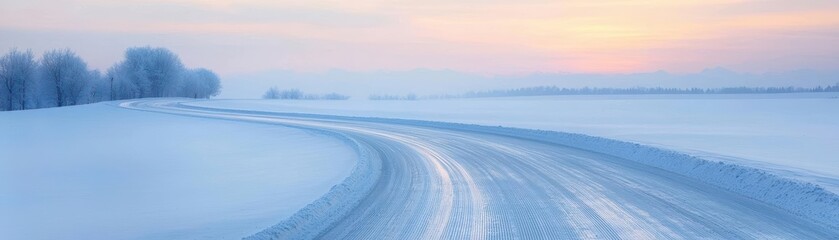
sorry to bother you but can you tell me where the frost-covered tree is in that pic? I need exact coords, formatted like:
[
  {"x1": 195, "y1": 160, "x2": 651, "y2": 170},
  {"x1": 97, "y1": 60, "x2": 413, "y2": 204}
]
[
  {"x1": 110, "y1": 47, "x2": 185, "y2": 98},
  {"x1": 1, "y1": 46, "x2": 221, "y2": 109},
  {"x1": 280, "y1": 89, "x2": 303, "y2": 99},
  {"x1": 321, "y1": 92, "x2": 350, "y2": 100},
  {"x1": 180, "y1": 68, "x2": 221, "y2": 98},
  {"x1": 82, "y1": 70, "x2": 109, "y2": 104},
  {"x1": 40, "y1": 49, "x2": 90, "y2": 106},
  {"x1": 107, "y1": 63, "x2": 140, "y2": 100},
  {"x1": 198, "y1": 69, "x2": 222, "y2": 98},
  {"x1": 263, "y1": 88, "x2": 303, "y2": 99},
  {"x1": 263, "y1": 88, "x2": 349, "y2": 100},
  {"x1": 263, "y1": 87, "x2": 281, "y2": 99},
  {"x1": 0, "y1": 49, "x2": 37, "y2": 110}
]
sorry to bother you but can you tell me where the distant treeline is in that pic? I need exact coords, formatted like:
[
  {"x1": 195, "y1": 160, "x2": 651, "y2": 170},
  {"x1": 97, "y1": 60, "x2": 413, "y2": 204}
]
[
  {"x1": 0, "y1": 47, "x2": 221, "y2": 111},
  {"x1": 262, "y1": 87, "x2": 350, "y2": 100},
  {"x1": 430, "y1": 84, "x2": 839, "y2": 99},
  {"x1": 368, "y1": 93, "x2": 418, "y2": 101}
]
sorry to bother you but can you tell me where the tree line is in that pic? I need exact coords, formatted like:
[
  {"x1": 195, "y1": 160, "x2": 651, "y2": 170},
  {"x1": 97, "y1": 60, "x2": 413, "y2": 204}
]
[
  {"x1": 262, "y1": 87, "x2": 350, "y2": 100},
  {"x1": 428, "y1": 85, "x2": 839, "y2": 99},
  {"x1": 0, "y1": 47, "x2": 221, "y2": 111},
  {"x1": 368, "y1": 93, "x2": 418, "y2": 101}
]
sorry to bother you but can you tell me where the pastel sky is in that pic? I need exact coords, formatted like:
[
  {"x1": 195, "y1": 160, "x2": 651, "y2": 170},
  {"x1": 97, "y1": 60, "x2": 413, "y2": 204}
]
[{"x1": 1, "y1": 0, "x2": 838, "y2": 76}]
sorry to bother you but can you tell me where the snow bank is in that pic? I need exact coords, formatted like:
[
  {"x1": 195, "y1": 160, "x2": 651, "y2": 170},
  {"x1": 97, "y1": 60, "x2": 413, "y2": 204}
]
[
  {"x1": 177, "y1": 103, "x2": 838, "y2": 231},
  {"x1": 245, "y1": 128, "x2": 381, "y2": 239}
]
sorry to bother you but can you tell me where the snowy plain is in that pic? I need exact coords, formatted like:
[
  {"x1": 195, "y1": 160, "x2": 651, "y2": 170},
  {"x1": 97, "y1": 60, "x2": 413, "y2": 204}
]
[
  {"x1": 188, "y1": 92, "x2": 839, "y2": 192},
  {"x1": 0, "y1": 102, "x2": 355, "y2": 239},
  {"x1": 2, "y1": 93, "x2": 837, "y2": 239},
  {"x1": 149, "y1": 98, "x2": 837, "y2": 237}
]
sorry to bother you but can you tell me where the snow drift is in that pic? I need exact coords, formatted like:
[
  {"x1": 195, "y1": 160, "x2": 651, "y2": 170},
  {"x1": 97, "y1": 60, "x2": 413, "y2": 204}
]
[{"x1": 245, "y1": 128, "x2": 382, "y2": 239}]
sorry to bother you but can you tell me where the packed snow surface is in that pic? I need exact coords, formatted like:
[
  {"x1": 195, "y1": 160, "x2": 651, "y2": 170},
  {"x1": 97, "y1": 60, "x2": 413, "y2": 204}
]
[
  {"x1": 189, "y1": 93, "x2": 839, "y2": 191},
  {"x1": 142, "y1": 98, "x2": 837, "y2": 238},
  {"x1": 0, "y1": 101, "x2": 355, "y2": 239}
]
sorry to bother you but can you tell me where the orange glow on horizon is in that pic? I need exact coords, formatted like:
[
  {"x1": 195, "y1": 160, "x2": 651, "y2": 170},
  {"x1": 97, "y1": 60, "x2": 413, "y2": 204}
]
[{"x1": 1, "y1": 0, "x2": 837, "y2": 74}]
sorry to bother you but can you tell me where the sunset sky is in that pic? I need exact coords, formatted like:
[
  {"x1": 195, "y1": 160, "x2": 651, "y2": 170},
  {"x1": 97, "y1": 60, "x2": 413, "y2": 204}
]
[{"x1": 1, "y1": 0, "x2": 838, "y2": 76}]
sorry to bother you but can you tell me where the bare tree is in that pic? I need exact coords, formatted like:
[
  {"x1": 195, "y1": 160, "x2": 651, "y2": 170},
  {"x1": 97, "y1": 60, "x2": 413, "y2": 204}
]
[{"x1": 0, "y1": 49, "x2": 37, "y2": 110}]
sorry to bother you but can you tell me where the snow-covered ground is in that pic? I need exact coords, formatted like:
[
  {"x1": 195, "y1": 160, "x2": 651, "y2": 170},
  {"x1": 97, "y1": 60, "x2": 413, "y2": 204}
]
[
  {"x1": 3, "y1": 96, "x2": 836, "y2": 239},
  {"x1": 0, "y1": 101, "x2": 355, "y2": 240},
  {"x1": 187, "y1": 92, "x2": 839, "y2": 192},
  {"x1": 140, "y1": 98, "x2": 838, "y2": 237}
]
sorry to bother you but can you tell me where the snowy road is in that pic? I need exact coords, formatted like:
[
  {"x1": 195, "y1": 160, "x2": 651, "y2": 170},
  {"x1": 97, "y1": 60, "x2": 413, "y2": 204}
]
[{"x1": 122, "y1": 99, "x2": 837, "y2": 239}]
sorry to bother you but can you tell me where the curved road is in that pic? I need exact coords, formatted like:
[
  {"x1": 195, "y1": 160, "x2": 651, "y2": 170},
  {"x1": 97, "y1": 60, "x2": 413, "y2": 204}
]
[{"x1": 122, "y1": 99, "x2": 837, "y2": 239}]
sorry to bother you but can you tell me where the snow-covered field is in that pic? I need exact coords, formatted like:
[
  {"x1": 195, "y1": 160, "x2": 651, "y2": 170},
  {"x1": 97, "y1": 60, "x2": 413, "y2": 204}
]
[
  {"x1": 142, "y1": 98, "x2": 838, "y2": 238},
  {"x1": 188, "y1": 93, "x2": 839, "y2": 191},
  {"x1": 0, "y1": 102, "x2": 355, "y2": 239},
  {"x1": 2, "y1": 94, "x2": 837, "y2": 239}
]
